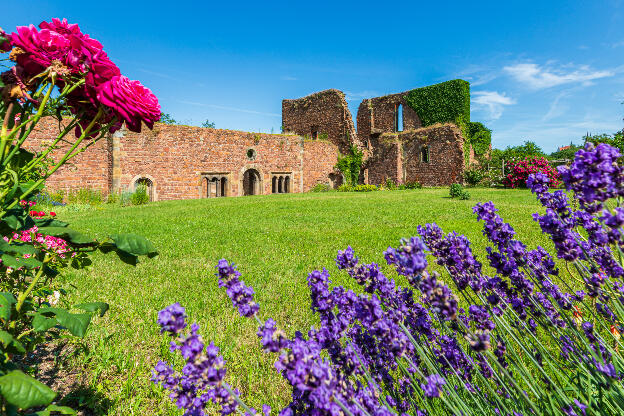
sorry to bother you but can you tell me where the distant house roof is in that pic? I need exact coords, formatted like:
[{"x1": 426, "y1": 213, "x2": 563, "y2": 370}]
[{"x1": 558, "y1": 145, "x2": 571, "y2": 151}]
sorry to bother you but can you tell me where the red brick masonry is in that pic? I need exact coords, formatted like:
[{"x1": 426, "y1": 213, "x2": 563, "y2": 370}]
[{"x1": 28, "y1": 87, "x2": 469, "y2": 200}]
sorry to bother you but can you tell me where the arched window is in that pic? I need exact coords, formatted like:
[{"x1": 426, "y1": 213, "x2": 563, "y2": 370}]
[
  {"x1": 395, "y1": 104, "x2": 403, "y2": 132},
  {"x1": 272, "y1": 176, "x2": 277, "y2": 193},
  {"x1": 212, "y1": 177, "x2": 220, "y2": 197},
  {"x1": 284, "y1": 176, "x2": 290, "y2": 193},
  {"x1": 278, "y1": 176, "x2": 284, "y2": 193},
  {"x1": 242, "y1": 169, "x2": 261, "y2": 196},
  {"x1": 421, "y1": 146, "x2": 430, "y2": 163}
]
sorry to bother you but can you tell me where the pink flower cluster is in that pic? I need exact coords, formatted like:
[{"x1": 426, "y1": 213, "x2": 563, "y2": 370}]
[
  {"x1": 6, "y1": 226, "x2": 74, "y2": 259},
  {"x1": 29, "y1": 210, "x2": 55, "y2": 218},
  {"x1": 2, "y1": 19, "x2": 160, "y2": 133},
  {"x1": 503, "y1": 157, "x2": 562, "y2": 188},
  {"x1": 19, "y1": 199, "x2": 36, "y2": 208}
]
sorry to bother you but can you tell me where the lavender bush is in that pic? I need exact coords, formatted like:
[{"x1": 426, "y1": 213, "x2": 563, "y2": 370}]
[{"x1": 155, "y1": 142, "x2": 624, "y2": 415}]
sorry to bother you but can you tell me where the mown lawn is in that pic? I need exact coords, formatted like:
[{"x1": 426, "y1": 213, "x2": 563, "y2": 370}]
[{"x1": 55, "y1": 188, "x2": 554, "y2": 414}]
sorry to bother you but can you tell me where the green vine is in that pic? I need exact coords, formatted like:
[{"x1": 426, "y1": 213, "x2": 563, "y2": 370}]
[
  {"x1": 335, "y1": 144, "x2": 363, "y2": 186},
  {"x1": 405, "y1": 79, "x2": 491, "y2": 160}
]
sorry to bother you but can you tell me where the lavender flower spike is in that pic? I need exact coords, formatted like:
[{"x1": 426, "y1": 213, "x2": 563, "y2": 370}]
[{"x1": 216, "y1": 259, "x2": 259, "y2": 317}]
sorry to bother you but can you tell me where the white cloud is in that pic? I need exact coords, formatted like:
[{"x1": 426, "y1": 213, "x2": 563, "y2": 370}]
[
  {"x1": 542, "y1": 91, "x2": 570, "y2": 121},
  {"x1": 503, "y1": 62, "x2": 614, "y2": 89},
  {"x1": 281, "y1": 75, "x2": 298, "y2": 81},
  {"x1": 344, "y1": 90, "x2": 381, "y2": 101},
  {"x1": 471, "y1": 91, "x2": 516, "y2": 120}
]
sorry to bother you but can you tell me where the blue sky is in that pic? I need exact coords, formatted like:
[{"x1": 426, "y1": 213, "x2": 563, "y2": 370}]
[{"x1": 3, "y1": 0, "x2": 623, "y2": 152}]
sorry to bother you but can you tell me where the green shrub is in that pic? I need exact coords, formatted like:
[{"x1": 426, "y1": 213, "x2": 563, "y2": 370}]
[
  {"x1": 449, "y1": 183, "x2": 464, "y2": 198},
  {"x1": 131, "y1": 184, "x2": 150, "y2": 205},
  {"x1": 384, "y1": 178, "x2": 397, "y2": 190},
  {"x1": 336, "y1": 145, "x2": 364, "y2": 186},
  {"x1": 404, "y1": 181, "x2": 422, "y2": 189},
  {"x1": 464, "y1": 166, "x2": 485, "y2": 186},
  {"x1": 353, "y1": 184, "x2": 378, "y2": 192},
  {"x1": 337, "y1": 184, "x2": 353, "y2": 192},
  {"x1": 120, "y1": 190, "x2": 134, "y2": 206},
  {"x1": 106, "y1": 190, "x2": 120, "y2": 204},
  {"x1": 310, "y1": 183, "x2": 331, "y2": 192},
  {"x1": 66, "y1": 188, "x2": 103, "y2": 205},
  {"x1": 458, "y1": 190, "x2": 471, "y2": 200}
]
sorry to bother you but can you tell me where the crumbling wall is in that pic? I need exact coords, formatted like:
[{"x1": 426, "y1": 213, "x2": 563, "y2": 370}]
[
  {"x1": 367, "y1": 124, "x2": 465, "y2": 186},
  {"x1": 282, "y1": 89, "x2": 361, "y2": 154},
  {"x1": 356, "y1": 91, "x2": 421, "y2": 138}
]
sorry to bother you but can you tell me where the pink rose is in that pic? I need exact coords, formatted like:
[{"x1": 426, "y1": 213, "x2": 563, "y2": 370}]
[
  {"x1": 0, "y1": 27, "x2": 10, "y2": 52},
  {"x1": 96, "y1": 75, "x2": 161, "y2": 132},
  {"x1": 10, "y1": 18, "x2": 105, "y2": 77}
]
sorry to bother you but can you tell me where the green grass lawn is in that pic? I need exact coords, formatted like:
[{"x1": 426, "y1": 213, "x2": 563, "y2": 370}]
[{"x1": 55, "y1": 188, "x2": 555, "y2": 414}]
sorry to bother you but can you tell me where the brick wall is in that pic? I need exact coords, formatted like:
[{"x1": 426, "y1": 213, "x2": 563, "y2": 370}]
[
  {"x1": 282, "y1": 89, "x2": 362, "y2": 154},
  {"x1": 27, "y1": 118, "x2": 112, "y2": 196},
  {"x1": 27, "y1": 117, "x2": 342, "y2": 200},
  {"x1": 367, "y1": 124, "x2": 465, "y2": 186},
  {"x1": 356, "y1": 91, "x2": 421, "y2": 137}
]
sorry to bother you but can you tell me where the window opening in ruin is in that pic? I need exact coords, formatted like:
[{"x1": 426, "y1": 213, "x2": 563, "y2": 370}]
[
  {"x1": 271, "y1": 173, "x2": 292, "y2": 194},
  {"x1": 220, "y1": 177, "x2": 227, "y2": 197},
  {"x1": 421, "y1": 146, "x2": 430, "y2": 163},
  {"x1": 204, "y1": 175, "x2": 228, "y2": 197},
  {"x1": 311, "y1": 129, "x2": 318, "y2": 140},
  {"x1": 284, "y1": 176, "x2": 290, "y2": 193},
  {"x1": 246, "y1": 148, "x2": 256, "y2": 160},
  {"x1": 395, "y1": 104, "x2": 403, "y2": 132},
  {"x1": 272, "y1": 176, "x2": 277, "y2": 193},
  {"x1": 135, "y1": 177, "x2": 154, "y2": 201},
  {"x1": 243, "y1": 169, "x2": 261, "y2": 196},
  {"x1": 278, "y1": 176, "x2": 284, "y2": 193}
]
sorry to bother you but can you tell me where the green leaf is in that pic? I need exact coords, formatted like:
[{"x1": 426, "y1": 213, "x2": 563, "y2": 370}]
[
  {"x1": 37, "y1": 227, "x2": 94, "y2": 245},
  {"x1": 0, "y1": 370, "x2": 57, "y2": 409},
  {"x1": 0, "y1": 330, "x2": 26, "y2": 354},
  {"x1": 1, "y1": 209, "x2": 35, "y2": 232},
  {"x1": 32, "y1": 404, "x2": 76, "y2": 415},
  {"x1": 74, "y1": 302, "x2": 109, "y2": 317},
  {"x1": 1, "y1": 253, "x2": 42, "y2": 269},
  {"x1": 32, "y1": 313, "x2": 57, "y2": 333},
  {"x1": 32, "y1": 218, "x2": 69, "y2": 228},
  {"x1": 37, "y1": 307, "x2": 91, "y2": 337},
  {"x1": 110, "y1": 233, "x2": 157, "y2": 257},
  {"x1": 0, "y1": 292, "x2": 16, "y2": 322}
]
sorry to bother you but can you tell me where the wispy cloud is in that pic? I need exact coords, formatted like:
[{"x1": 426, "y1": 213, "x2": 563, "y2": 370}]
[
  {"x1": 177, "y1": 100, "x2": 280, "y2": 117},
  {"x1": 344, "y1": 90, "x2": 381, "y2": 101},
  {"x1": 471, "y1": 91, "x2": 516, "y2": 120},
  {"x1": 138, "y1": 68, "x2": 178, "y2": 81},
  {"x1": 504, "y1": 62, "x2": 614, "y2": 89},
  {"x1": 542, "y1": 91, "x2": 571, "y2": 121},
  {"x1": 613, "y1": 40, "x2": 624, "y2": 48},
  {"x1": 280, "y1": 75, "x2": 298, "y2": 81}
]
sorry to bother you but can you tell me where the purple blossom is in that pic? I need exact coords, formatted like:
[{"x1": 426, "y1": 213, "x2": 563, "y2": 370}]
[
  {"x1": 216, "y1": 259, "x2": 259, "y2": 317},
  {"x1": 420, "y1": 374, "x2": 446, "y2": 398},
  {"x1": 258, "y1": 318, "x2": 289, "y2": 353},
  {"x1": 157, "y1": 303, "x2": 187, "y2": 335},
  {"x1": 336, "y1": 246, "x2": 359, "y2": 269},
  {"x1": 384, "y1": 237, "x2": 428, "y2": 284}
]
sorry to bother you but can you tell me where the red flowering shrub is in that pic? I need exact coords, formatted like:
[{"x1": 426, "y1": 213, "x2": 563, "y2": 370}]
[{"x1": 502, "y1": 156, "x2": 561, "y2": 188}]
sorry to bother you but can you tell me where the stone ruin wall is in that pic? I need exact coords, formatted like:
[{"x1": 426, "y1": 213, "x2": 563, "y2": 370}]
[
  {"x1": 366, "y1": 124, "x2": 465, "y2": 186},
  {"x1": 27, "y1": 118, "x2": 340, "y2": 200},
  {"x1": 282, "y1": 89, "x2": 363, "y2": 155},
  {"x1": 356, "y1": 91, "x2": 421, "y2": 140}
]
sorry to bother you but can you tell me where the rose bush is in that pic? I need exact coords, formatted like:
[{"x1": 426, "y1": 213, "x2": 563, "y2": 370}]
[
  {"x1": 0, "y1": 19, "x2": 159, "y2": 414},
  {"x1": 502, "y1": 156, "x2": 561, "y2": 188}
]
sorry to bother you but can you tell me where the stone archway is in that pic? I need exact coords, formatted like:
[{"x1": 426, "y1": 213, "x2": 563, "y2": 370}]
[{"x1": 242, "y1": 168, "x2": 261, "y2": 196}]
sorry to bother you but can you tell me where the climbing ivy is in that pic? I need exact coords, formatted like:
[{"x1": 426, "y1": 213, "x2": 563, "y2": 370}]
[
  {"x1": 336, "y1": 145, "x2": 364, "y2": 186},
  {"x1": 404, "y1": 79, "x2": 470, "y2": 126},
  {"x1": 405, "y1": 80, "x2": 491, "y2": 160}
]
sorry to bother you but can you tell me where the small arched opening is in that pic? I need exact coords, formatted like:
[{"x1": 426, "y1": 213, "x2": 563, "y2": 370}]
[
  {"x1": 242, "y1": 168, "x2": 261, "y2": 196},
  {"x1": 328, "y1": 173, "x2": 343, "y2": 189},
  {"x1": 421, "y1": 146, "x2": 430, "y2": 163},
  {"x1": 272, "y1": 176, "x2": 277, "y2": 193},
  {"x1": 134, "y1": 177, "x2": 154, "y2": 201},
  {"x1": 278, "y1": 176, "x2": 284, "y2": 193},
  {"x1": 284, "y1": 176, "x2": 290, "y2": 193},
  {"x1": 220, "y1": 177, "x2": 227, "y2": 197},
  {"x1": 395, "y1": 104, "x2": 403, "y2": 132}
]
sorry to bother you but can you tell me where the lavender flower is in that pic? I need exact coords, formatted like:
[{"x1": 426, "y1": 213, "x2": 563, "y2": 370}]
[
  {"x1": 420, "y1": 374, "x2": 446, "y2": 398},
  {"x1": 258, "y1": 318, "x2": 289, "y2": 353},
  {"x1": 157, "y1": 302, "x2": 187, "y2": 335},
  {"x1": 384, "y1": 237, "x2": 428, "y2": 284},
  {"x1": 216, "y1": 259, "x2": 259, "y2": 317},
  {"x1": 336, "y1": 246, "x2": 359, "y2": 269}
]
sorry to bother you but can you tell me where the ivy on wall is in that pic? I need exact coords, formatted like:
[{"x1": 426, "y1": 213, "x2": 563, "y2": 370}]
[
  {"x1": 336, "y1": 144, "x2": 364, "y2": 186},
  {"x1": 405, "y1": 79, "x2": 470, "y2": 126},
  {"x1": 405, "y1": 79, "x2": 491, "y2": 162}
]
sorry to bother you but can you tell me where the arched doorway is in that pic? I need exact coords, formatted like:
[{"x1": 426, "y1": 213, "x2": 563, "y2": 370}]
[
  {"x1": 242, "y1": 169, "x2": 261, "y2": 196},
  {"x1": 134, "y1": 177, "x2": 154, "y2": 201}
]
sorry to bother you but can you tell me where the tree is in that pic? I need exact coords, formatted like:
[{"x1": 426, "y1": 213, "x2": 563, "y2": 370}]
[
  {"x1": 160, "y1": 113, "x2": 177, "y2": 125},
  {"x1": 202, "y1": 120, "x2": 216, "y2": 128},
  {"x1": 584, "y1": 132, "x2": 624, "y2": 153},
  {"x1": 549, "y1": 143, "x2": 583, "y2": 160}
]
